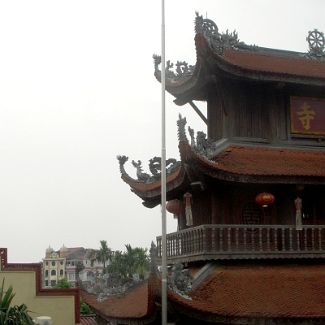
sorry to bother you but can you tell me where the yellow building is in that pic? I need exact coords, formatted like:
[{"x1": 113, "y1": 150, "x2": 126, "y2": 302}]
[
  {"x1": 43, "y1": 246, "x2": 66, "y2": 287},
  {"x1": 0, "y1": 247, "x2": 80, "y2": 325}
]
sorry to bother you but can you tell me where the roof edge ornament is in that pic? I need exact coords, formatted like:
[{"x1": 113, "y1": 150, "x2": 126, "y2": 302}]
[
  {"x1": 177, "y1": 114, "x2": 188, "y2": 143},
  {"x1": 117, "y1": 155, "x2": 180, "y2": 184},
  {"x1": 117, "y1": 155, "x2": 129, "y2": 177},
  {"x1": 177, "y1": 114, "x2": 217, "y2": 159},
  {"x1": 306, "y1": 29, "x2": 325, "y2": 60},
  {"x1": 188, "y1": 126, "x2": 217, "y2": 158},
  {"x1": 194, "y1": 12, "x2": 244, "y2": 55},
  {"x1": 152, "y1": 54, "x2": 195, "y2": 82}
]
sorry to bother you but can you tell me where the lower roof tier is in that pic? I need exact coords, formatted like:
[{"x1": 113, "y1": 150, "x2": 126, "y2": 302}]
[{"x1": 118, "y1": 134, "x2": 325, "y2": 207}]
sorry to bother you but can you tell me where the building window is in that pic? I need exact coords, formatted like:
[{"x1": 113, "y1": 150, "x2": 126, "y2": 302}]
[
  {"x1": 45, "y1": 270, "x2": 48, "y2": 277},
  {"x1": 242, "y1": 202, "x2": 262, "y2": 225},
  {"x1": 60, "y1": 269, "x2": 63, "y2": 276},
  {"x1": 45, "y1": 280, "x2": 48, "y2": 287},
  {"x1": 50, "y1": 280, "x2": 56, "y2": 287},
  {"x1": 52, "y1": 261, "x2": 56, "y2": 266},
  {"x1": 45, "y1": 261, "x2": 48, "y2": 266},
  {"x1": 60, "y1": 261, "x2": 63, "y2": 265},
  {"x1": 51, "y1": 270, "x2": 56, "y2": 276},
  {"x1": 68, "y1": 273, "x2": 75, "y2": 281}
]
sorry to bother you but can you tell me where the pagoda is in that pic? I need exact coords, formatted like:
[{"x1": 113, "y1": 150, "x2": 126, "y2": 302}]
[{"x1": 104, "y1": 13, "x2": 325, "y2": 324}]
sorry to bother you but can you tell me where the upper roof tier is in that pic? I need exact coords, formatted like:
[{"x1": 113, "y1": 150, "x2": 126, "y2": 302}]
[{"x1": 154, "y1": 13, "x2": 325, "y2": 105}]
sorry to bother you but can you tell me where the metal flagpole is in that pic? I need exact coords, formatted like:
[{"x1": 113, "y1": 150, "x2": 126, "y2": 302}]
[{"x1": 161, "y1": 0, "x2": 167, "y2": 324}]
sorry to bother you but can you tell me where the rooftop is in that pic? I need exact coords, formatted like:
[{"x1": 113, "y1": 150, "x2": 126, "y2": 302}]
[
  {"x1": 170, "y1": 263, "x2": 325, "y2": 318},
  {"x1": 80, "y1": 280, "x2": 156, "y2": 323},
  {"x1": 212, "y1": 145, "x2": 325, "y2": 177}
]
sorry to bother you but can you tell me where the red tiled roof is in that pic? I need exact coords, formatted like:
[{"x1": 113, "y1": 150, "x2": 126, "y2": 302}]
[
  {"x1": 170, "y1": 264, "x2": 325, "y2": 318},
  {"x1": 80, "y1": 315, "x2": 98, "y2": 325},
  {"x1": 213, "y1": 145, "x2": 325, "y2": 177},
  {"x1": 121, "y1": 165, "x2": 184, "y2": 193},
  {"x1": 80, "y1": 281, "x2": 154, "y2": 320},
  {"x1": 223, "y1": 49, "x2": 325, "y2": 79}
]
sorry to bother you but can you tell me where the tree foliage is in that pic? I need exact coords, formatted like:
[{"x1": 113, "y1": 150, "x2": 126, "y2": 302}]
[
  {"x1": 0, "y1": 279, "x2": 34, "y2": 325},
  {"x1": 80, "y1": 299, "x2": 92, "y2": 315},
  {"x1": 107, "y1": 244, "x2": 149, "y2": 281},
  {"x1": 97, "y1": 240, "x2": 112, "y2": 273},
  {"x1": 75, "y1": 261, "x2": 85, "y2": 283},
  {"x1": 54, "y1": 278, "x2": 71, "y2": 289}
]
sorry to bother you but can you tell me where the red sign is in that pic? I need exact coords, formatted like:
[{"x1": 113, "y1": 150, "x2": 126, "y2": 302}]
[{"x1": 290, "y1": 97, "x2": 325, "y2": 136}]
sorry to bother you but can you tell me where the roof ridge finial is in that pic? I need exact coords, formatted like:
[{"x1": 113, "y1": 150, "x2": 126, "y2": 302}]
[
  {"x1": 306, "y1": 29, "x2": 325, "y2": 59},
  {"x1": 177, "y1": 114, "x2": 188, "y2": 143}
]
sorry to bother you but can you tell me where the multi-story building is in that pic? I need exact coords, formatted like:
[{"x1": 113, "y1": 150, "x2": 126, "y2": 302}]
[
  {"x1": 42, "y1": 246, "x2": 66, "y2": 287},
  {"x1": 42, "y1": 245, "x2": 106, "y2": 288}
]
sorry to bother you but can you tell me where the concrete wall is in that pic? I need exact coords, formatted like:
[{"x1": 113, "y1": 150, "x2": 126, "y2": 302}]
[{"x1": 0, "y1": 248, "x2": 80, "y2": 325}]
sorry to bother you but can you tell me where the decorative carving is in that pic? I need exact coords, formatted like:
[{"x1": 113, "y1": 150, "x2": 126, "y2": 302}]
[
  {"x1": 132, "y1": 160, "x2": 151, "y2": 183},
  {"x1": 306, "y1": 29, "x2": 325, "y2": 59},
  {"x1": 195, "y1": 11, "x2": 218, "y2": 38},
  {"x1": 175, "y1": 61, "x2": 195, "y2": 78},
  {"x1": 196, "y1": 131, "x2": 217, "y2": 157},
  {"x1": 188, "y1": 126, "x2": 195, "y2": 147},
  {"x1": 195, "y1": 12, "x2": 243, "y2": 55},
  {"x1": 149, "y1": 156, "x2": 180, "y2": 177},
  {"x1": 152, "y1": 54, "x2": 194, "y2": 81},
  {"x1": 153, "y1": 54, "x2": 161, "y2": 73},
  {"x1": 117, "y1": 155, "x2": 129, "y2": 176},
  {"x1": 149, "y1": 241, "x2": 158, "y2": 272},
  {"x1": 177, "y1": 114, "x2": 188, "y2": 143},
  {"x1": 117, "y1": 155, "x2": 180, "y2": 184},
  {"x1": 169, "y1": 263, "x2": 192, "y2": 298}
]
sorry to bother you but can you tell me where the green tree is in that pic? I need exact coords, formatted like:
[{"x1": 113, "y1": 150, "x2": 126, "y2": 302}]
[
  {"x1": 75, "y1": 261, "x2": 85, "y2": 284},
  {"x1": 0, "y1": 279, "x2": 34, "y2": 325},
  {"x1": 97, "y1": 240, "x2": 112, "y2": 273},
  {"x1": 80, "y1": 299, "x2": 92, "y2": 315},
  {"x1": 107, "y1": 245, "x2": 149, "y2": 281},
  {"x1": 54, "y1": 278, "x2": 71, "y2": 289}
]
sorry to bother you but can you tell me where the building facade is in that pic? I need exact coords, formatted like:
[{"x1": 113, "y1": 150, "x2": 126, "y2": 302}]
[
  {"x1": 43, "y1": 246, "x2": 66, "y2": 287},
  {"x1": 42, "y1": 245, "x2": 105, "y2": 288}
]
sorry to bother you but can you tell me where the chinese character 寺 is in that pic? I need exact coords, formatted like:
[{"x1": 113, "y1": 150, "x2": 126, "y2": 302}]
[{"x1": 297, "y1": 102, "x2": 316, "y2": 130}]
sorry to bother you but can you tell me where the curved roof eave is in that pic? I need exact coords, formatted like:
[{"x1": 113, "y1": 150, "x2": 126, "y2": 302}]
[
  {"x1": 119, "y1": 165, "x2": 189, "y2": 207},
  {"x1": 178, "y1": 140, "x2": 325, "y2": 185},
  {"x1": 154, "y1": 31, "x2": 325, "y2": 104}
]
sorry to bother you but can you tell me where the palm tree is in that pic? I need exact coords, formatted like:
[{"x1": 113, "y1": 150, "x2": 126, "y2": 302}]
[
  {"x1": 0, "y1": 279, "x2": 34, "y2": 325},
  {"x1": 124, "y1": 244, "x2": 149, "y2": 280},
  {"x1": 97, "y1": 240, "x2": 112, "y2": 273}
]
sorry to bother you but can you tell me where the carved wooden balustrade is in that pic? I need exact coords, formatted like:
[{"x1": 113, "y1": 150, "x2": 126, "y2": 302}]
[{"x1": 156, "y1": 225, "x2": 325, "y2": 263}]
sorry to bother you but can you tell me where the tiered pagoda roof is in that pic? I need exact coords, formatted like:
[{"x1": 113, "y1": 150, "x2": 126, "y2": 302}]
[
  {"x1": 118, "y1": 115, "x2": 325, "y2": 207},
  {"x1": 82, "y1": 263, "x2": 325, "y2": 323},
  {"x1": 153, "y1": 13, "x2": 325, "y2": 105}
]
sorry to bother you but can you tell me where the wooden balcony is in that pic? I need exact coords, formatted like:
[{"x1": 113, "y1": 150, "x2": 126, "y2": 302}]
[{"x1": 156, "y1": 224, "x2": 325, "y2": 264}]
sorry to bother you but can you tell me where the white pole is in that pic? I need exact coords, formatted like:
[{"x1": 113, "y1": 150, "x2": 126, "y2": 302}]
[{"x1": 161, "y1": 0, "x2": 167, "y2": 324}]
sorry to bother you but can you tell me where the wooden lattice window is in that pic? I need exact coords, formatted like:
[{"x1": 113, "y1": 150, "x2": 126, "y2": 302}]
[{"x1": 242, "y1": 202, "x2": 262, "y2": 225}]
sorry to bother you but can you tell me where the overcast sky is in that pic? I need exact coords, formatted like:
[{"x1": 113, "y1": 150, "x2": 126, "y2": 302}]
[{"x1": 1, "y1": 0, "x2": 325, "y2": 262}]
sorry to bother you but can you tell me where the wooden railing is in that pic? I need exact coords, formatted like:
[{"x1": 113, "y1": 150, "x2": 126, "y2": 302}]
[{"x1": 156, "y1": 225, "x2": 325, "y2": 263}]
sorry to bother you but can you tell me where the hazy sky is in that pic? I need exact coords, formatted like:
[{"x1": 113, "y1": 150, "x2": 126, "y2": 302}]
[{"x1": 1, "y1": 0, "x2": 324, "y2": 262}]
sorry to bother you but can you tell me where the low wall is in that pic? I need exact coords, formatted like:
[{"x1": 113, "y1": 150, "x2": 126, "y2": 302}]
[{"x1": 0, "y1": 248, "x2": 80, "y2": 325}]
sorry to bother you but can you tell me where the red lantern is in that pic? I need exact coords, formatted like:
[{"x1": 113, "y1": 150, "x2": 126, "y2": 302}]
[
  {"x1": 166, "y1": 199, "x2": 181, "y2": 217},
  {"x1": 255, "y1": 192, "x2": 275, "y2": 208}
]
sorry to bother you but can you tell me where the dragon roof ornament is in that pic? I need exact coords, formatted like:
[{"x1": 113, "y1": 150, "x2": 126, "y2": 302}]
[
  {"x1": 117, "y1": 154, "x2": 180, "y2": 184},
  {"x1": 195, "y1": 12, "x2": 244, "y2": 55},
  {"x1": 177, "y1": 114, "x2": 217, "y2": 159},
  {"x1": 153, "y1": 54, "x2": 195, "y2": 82}
]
